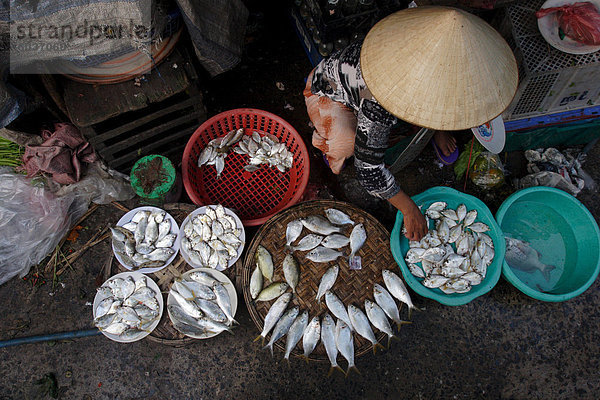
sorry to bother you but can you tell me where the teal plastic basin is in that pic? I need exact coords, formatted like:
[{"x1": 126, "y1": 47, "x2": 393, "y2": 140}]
[
  {"x1": 390, "y1": 186, "x2": 505, "y2": 306},
  {"x1": 495, "y1": 187, "x2": 600, "y2": 302}
]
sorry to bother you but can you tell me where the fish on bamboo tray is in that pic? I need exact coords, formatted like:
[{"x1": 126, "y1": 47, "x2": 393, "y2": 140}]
[
  {"x1": 242, "y1": 200, "x2": 414, "y2": 370},
  {"x1": 110, "y1": 203, "x2": 242, "y2": 347}
]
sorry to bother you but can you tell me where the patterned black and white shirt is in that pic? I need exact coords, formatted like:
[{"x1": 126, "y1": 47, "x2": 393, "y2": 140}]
[{"x1": 311, "y1": 40, "x2": 402, "y2": 200}]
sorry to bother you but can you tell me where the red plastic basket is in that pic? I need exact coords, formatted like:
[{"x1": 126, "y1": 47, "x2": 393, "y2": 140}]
[{"x1": 182, "y1": 108, "x2": 310, "y2": 226}]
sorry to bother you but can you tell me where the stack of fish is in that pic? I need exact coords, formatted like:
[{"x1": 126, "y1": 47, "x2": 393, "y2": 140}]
[
  {"x1": 253, "y1": 266, "x2": 416, "y2": 376},
  {"x1": 197, "y1": 128, "x2": 245, "y2": 179},
  {"x1": 93, "y1": 275, "x2": 161, "y2": 340},
  {"x1": 168, "y1": 270, "x2": 237, "y2": 337},
  {"x1": 404, "y1": 202, "x2": 495, "y2": 294},
  {"x1": 285, "y1": 208, "x2": 367, "y2": 264},
  {"x1": 180, "y1": 205, "x2": 244, "y2": 270},
  {"x1": 111, "y1": 209, "x2": 177, "y2": 271},
  {"x1": 233, "y1": 131, "x2": 294, "y2": 173}
]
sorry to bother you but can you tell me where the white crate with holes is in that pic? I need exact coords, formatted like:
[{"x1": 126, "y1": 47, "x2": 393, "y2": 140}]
[{"x1": 502, "y1": 0, "x2": 600, "y2": 122}]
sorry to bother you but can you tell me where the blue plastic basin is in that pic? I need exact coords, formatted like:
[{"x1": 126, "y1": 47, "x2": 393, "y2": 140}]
[
  {"x1": 390, "y1": 186, "x2": 505, "y2": 306},
  {"x1": 495, "y1": 186, "x2": 600, "y2": 302}
]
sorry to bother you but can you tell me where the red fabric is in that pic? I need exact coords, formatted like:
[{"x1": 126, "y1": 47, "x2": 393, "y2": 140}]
[
  {"x1": 23, "y1": 123, "x2": 97, "y2": 184},
  {"x1": 536, "y1": 2, "x2": 600, "y2": 45}
]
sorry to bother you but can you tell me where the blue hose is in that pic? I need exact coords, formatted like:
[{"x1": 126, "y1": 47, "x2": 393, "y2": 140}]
[{"x1": 0, "y1": 328, "x2": 101, "y2": 348}]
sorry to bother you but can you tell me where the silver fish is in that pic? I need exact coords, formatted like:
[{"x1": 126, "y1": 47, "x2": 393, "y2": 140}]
[
  {"x1": 155, "y1": 233, "x2": 176, "y2": 248},
  {"x1": 172, "y1": 280, "x2": 195, "y2": 300},
  {"x1": 324, "y1": 208, "x2": 355, "y2": 226},
  {"x1": 255, "y1": 293, "x2": 293, "y2": 345},
  {"x1": 256, "y1": 282, "x2": 289, "y2": 302},
  {"x1": 116, "y1": 306, "x2": 141, "y2": 326},
  {"x1": 505, "y1": 236, "x2": 555, "y2": 281},
  {"x1": 463, "y1": 210, "x2": 478, "y2": 226},
  {"x1": 448, "y1": 224, "x2": 463, "y2": 243},
  {"x1": 284, "y1": 310, "x2": 309, "y2": 362},
  {"x1": 335, "y1": 319, "x2": 357, "y2": 377},
  {"x1": 146, "y1": 247, "x2": 174, "y2": 262},
  {"x1": 365, "y1": 299, "x2": 396, "y2": 348},
  {"x1": 441, "y1": 209, "x2": 458, "y2": 221},
  {"x1": 157, "y1": 219, "x2": 171, "y2": 241},
  {"x1": 408, "y1": 263, "x2": 426, "y2": 278},
  {"x1": 286, "y1": 219, "x2": 304, "y2": 248},
  {"x1": 194, "y1": 298, "x2": 228, "y2": 323},
  {"x1": 373, "y1": 283, "x2": 406, "y2": 329},
  {"x1": 457, "y1": 204, "x2": 467, "y2": 222},
  {"x1": 422, "y1": 274, "x2": 451, "y2": 289},
  {"x1": 302, "y1": 316, "x2": 321, "y2": 361},
  {"x1": 316, "y1": 265, "x2": 339, "y2": 302},
  {"x1": 213, "y1": 282, "x2": 237, "y2": 325},
  {"x1": 95, "y1": 297, "x2": 116, "y2": 319},
  {"x1": 321, "y1": 313, "x2": 343, "y2": 376},
  {"x1": 382, "y1": 269, "x2": 419, "y2": 318},
  {"x1": 292, "y1": 234, "x2": 324, "y2": 252},
  {"x1": 282, "y1": 253, "x2": 300, "y2": 293},
  {"x1": 250, "y1": 265, "x2": 264, "y2": 300},
  {"x1": 256, "y1": 245, "x2": 274, "y2": 281},
  {"x1": 94, "y1": 312, "x2": 116, "y2": 330},
  {"x1": 264, "y1": 306, "x2": 299, "y2": 357},
  {"x1": 121, "y1": 277, "x2": 136, "y2": 299},
  {"x1": 188, "y1": 271, "x2": 219, "y2": 287},
  {"x1": 322, "y1": 233, "x2": 350, "y2": 249},
  {"x1": 171, "y1": 289, "x2": 203, "y2": 319},
  {"x1": 427, "y1": 201, "x2": 446, "y2": 212},
  {"x1": 300, "y1": 215, "x2": 341, "y2": 235},
  {"x1": 325, "y1": 290, "x2": 353, "y2": 330},
  {"x1": 348, "y1": 304, "x2": 383, "y2": 354},
  {"x1": 215, "y1": 155, "x2": 225, "y2": 179},
  {"x1": 110, "y1": 226, "x2": 134, "y2": 243},
  {"x1": 134, "y1": 216, "x2": 148, "y2": 246},
  {"x1": 469, "y1": 222, "x2": 490, "y2": 233},
  {"x1": 306, "y1": 247, "x2": 343, "y2": 263},
  {"x1": 405, "y1": 247, "x2": 426, "y2": 264},
  {"x1": 102, "y1": 322, "x2": 128, "y2": 335},
  {"x1": 180, "y1": 279, "x2": 215, "y2": 300},
  {"x1": 169, "y1": 304, "x2": 203, "y2": 327},
  {"x1": 198, "y1": 146, "x2": 215, "y2": 167},
  {"x1": 144, "y1": 217, "x2": 159, "y2": 244},
  {"x1": 131, "y1": 210, "x2": 150, "y2": 224},
  {"x1": 122, "y1": 222, "x2": 137, "y2": 233}
]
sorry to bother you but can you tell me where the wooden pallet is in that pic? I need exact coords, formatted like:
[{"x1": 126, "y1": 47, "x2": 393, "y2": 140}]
[{"x1": 61, "y1": 47, "x2": 207, "y2": 174}]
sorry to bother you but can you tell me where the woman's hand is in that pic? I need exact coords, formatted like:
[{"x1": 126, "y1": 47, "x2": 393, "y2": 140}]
[
  {"x1": 387, "y1": 190, "x2": 428, "y2": 242},
  {"x1": 402, "y1": 203, "x2": 428, "y2": 241}
]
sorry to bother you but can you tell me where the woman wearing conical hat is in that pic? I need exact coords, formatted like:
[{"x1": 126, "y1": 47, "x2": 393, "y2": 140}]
[{"x1": 304, "y1": 6, "x2": 517, "y2": 241}]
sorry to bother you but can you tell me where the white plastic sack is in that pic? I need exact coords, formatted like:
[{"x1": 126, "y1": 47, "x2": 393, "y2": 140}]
[{"x1": 0, "y1": 163, "x2": 134, "y2": 285}]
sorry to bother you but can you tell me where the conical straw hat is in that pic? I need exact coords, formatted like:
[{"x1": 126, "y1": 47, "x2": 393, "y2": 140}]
[{"x1": 360, "y1": 6, "x2": 518, "y2": 131}]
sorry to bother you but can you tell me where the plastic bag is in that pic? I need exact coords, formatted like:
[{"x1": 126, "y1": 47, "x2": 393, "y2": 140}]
[
  {"x1": 0, "y1": 161, "x2": 134, "y2": 285},
  {"x1": 0, "y1": 167, "x2": 89, "y2": 285},
  {"x1": 536, "y1": 2, "x2": 600, "y2": 45},
  {"x1": 470, "y1": 152, "x2": 505, "y2": 189}
]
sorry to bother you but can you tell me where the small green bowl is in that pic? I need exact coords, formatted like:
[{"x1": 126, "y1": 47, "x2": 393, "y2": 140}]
[
  {"x1": 496, "y1": 187, "x2": 600, "y2": 302},
  {"x1": 390, "y1": 186, "x2": 505, "y2": 306}
]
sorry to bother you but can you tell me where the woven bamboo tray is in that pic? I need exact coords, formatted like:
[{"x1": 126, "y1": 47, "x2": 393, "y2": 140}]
[
  {"x1": 110, "y1": 202, "x2": 243, "y2": 346},
  {"x1": 242, "y1": 200, "x2": 399, "y2": 362}
]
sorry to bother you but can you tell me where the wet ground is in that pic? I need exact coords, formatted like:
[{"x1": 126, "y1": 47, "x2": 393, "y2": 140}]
[{"x1": 2, "y1": 2, "x2": 600, "y2": 399}]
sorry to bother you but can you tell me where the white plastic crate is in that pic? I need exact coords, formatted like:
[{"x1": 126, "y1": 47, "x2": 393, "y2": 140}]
[{"x1": 502, "y1": 0, "x2": 600, "y2": 121}]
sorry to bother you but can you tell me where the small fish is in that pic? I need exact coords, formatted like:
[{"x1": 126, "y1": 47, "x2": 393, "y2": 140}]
[
  {"x1": 463, "y1": 210, "x2": 478, "y2": 226},
  {"x1": 286, "y1": 220, "x2": 304, "y2": 248},
  {"x1": 110, "y1": 226, "x2": 134, "y2": 243},
  {"x1": 427, "y1": 201, "x2": 446, "y2": 212},
  {"x1": 382, "y1": 270, "x2": 419, "y2": 319},
  {"x1": 95, "y1": 297, "x2": 116, "y2": 319},
  {"x1": 131, "y1": 210, "x2": 150, "y2": 224},
  {"x1": 408, "y1": 263, "x2": 426, "y2": 278},
  {"x1": 144, "y1": 217, "x2": 159, "y2": 244},
  {"x1": 172, "y1": 280, "x2": 195, "y2": 301},
  {"x1": 146, "y1": 247, "x2": 174, "y2": 262},
  {"x1": 292, "y1": 234, "x2": 324, "y2": 252},
  {"x1": 321, "y1": 313, "x2": 343, "y2": 376},
  {"x1": 180, "y1": 279, "x2": 216, "y2": 300},
  {"x1": 102, "y1": 322, "x2": 128, "y2": 335},
  {"x1": 322, "y1": 233, "x2": 350, "y2": 249},
  {"x1": 301, "y1": 316, "x2": 321, "y2": 361},
  {"x1": 194, "y1": 298, "x2": 228, "y2": 323},
  {"x1": 94, "y1": 313, "x2": 117, "y2": 330},
  {"x1": 168, "y1": 304, "x2": 202, "y2": 327},
  {"x1": 325, "y1": 290, "x2": 353, "y2": 330},
  {"x1": 349, "y1": 224, "x2": 367, "y2": 259},
  {"x1": 335, "y1": 319, "x2": 358, "y2": 377},
  {"x1": 306, "y1": 247, "x2": 343, "y2": 263},
  {"x1": 282, "y1": 253, "x2": 300, "y2": 293},
  {"x1": 256, "y1": 282, "x2": 289, "y2": 302},
  {"x1": 171, "y1": 290, "x2": 203, "y2": 319},
  {"x1": 254, "y1": 293, "x2": 293, "y2": 345},
  {"x1": 365, "y1": 299, "x2": 396, "y2": 348},
  {"x1": 300, "y1": 215, "x2": 341, "y2": 235},
  {"x1": 457, "y1": 204, "x2": 467, "y2": 222},
  {"x1": 198, "y1": 146, "x2": 215, "y2": 167},
  {"x1": 405, "y1": 247, "x2": 426, "y2": 264},
  {"x1": 249, "y1": 265, "x2": 264, "y2": 300},
  {"x1": 448, "y1": 224, "x2": 463, "y2": 243},
  {"x1": 256, "y1": 245, "x2": 274, "y2": 281},
  {"x1": 284, "y1": 310, "x2": 309, "y2": 362},
  {"x1": 134, "y1": 216, "x2": 148, "y2": 246},
  {"x1": 348, "y1": 304, "x2": 384, "y2": 355},
  {"x1": 469, "y1": 222, "x2": 490, "y2": 233},
  {"x1": 324, "y1": 208, "x2": 355, "y2": 226},
  {"x1": 316, "y1": 265, "x2": 339, "y2": 303},
  {"x1": 264, "y1": 306, "x2": 299, "y2": 357},
  {"x1": 213, "y1": 282, "x2": 237, "y2": 325},
  {"x1": 505, "y1": 236, "x2": 556, "y2": 281},
  {"x1": 441, "y1": 209, "x2": 458, "y2": 221},
  {"x1": 155, "y1": 233, "x2": 176, "y2": 248},
  {"x1": 422, "y1": 274, "x2": 451, "y2": 289}
]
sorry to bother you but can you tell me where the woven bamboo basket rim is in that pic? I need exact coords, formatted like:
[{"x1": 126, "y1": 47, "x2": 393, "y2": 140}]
[
  {"x1": 110, "y1": 202, "x2": 242, "y2": 347},
  {"x1": 243, "y1": 199, "x2": 400, "y2": 362}
]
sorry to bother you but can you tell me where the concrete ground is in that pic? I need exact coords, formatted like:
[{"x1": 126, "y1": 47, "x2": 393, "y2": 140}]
[{"x1": 2, "y1": 3, "x2": 600, "y2": 399}]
